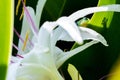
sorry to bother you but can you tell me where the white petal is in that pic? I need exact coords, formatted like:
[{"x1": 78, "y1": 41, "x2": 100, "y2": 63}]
[
  {"x1": 54, "y1": 47, "x2": 63, "y2": 62},
  {"x1": 36, "y1": 0, "x2": 47, "y2": 27},
  {"x1": 50, "y1": 26, "x2": 71, "y2": 55},
  {"x1": 56, "y1": 40, "x2": 98, "y2": 68},
  {"x1": 16, "y1": 64, "x2": 64, "y2": 80},
  {"x1": 80, "y1": 27, "x2": 108, "y2": 46},
  {"x1": 21, "y1": 43, "x2": 55, "y2": 70},
  {"x1": 69, "y1": 4, "x2": 120, "y2": 21},
  {"x1": 56, "y1": 17, "x2": 83, "y2": 44},
  {"x1": 16, "y1": 64, "x2": 50, "y2": 80},
  {"x1": 17, "y1": 44, "x2": 64, "y2": 80},
  {"x1": 53, "y1": 20, "x2": 108, "y2": 46},
  {"x1": 18, "y1": 7, "x2": 37, "y2": 54},
  {"x1": 50, "y1": 26, "x2": 73, "y2": 62},
  {"x1": 23, "y1": 5, "x2": 39, "y2": 36},
  {"x1": 57, "y1": 27, "x2": 74, "y2": 41},
  {"x1": 50, "y1": 26, "x2": 63, "y2": 49},
  {"x1": 38, "y1": 21, "x2": 57, "y2": 48},
  {"x1": 7, "y1": 62, "x2": 20, "y2": 80},
  {"x1": 10, "y1": 56, "x2": 21, "y2": 63}
]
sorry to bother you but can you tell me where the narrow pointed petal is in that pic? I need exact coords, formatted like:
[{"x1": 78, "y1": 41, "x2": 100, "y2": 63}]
[
  {"x1": 18, "y1": 7, "x2": 37, "y2": 54},
  {"x1": 23, "y1": 5, "x2": 39, "y2": 37},
  {"x1": 36, "y1": 0, "x2": 47, "y2": 27},
  {"x1": 50, "y1": 26, "x2": 74, "y2": 59},
  {"x1": 56, "y1": 41, "x2": 98, "y2": 68},
  {"x1": 53, "y1": 47, "x2": 63, "y2": 61},
  {"x1": 14, "y1": 28, "x2": 24, "y2": 44},
  {"x1": 53, "y1": 21, "x2": 108, "y2": 46},
  {"x1": 58, "y1": 29, "x2": 73, "y2": 41},
  {"x1": 50, "y1": 26, "x2": 65, "y2": 54},
  {"x1": 38, "y1": 21, "x2": 57, "y2": 48},
  {"x1": 80, "y1": 27, "x2": 108, "y2": 46},
  {"x1": 56, "y1": 17, "x2": 83, "y2": 44},
  {"x1": 69, "y1": 4, "x2": 120, "y2": 21},
  {"x1": 49, "y1": 26, "x2": 66, "y2": 60},
  {"x1": 54, "y1": 27, "x2": 73, "y2": 42},
  {"x1": 51, "y1": 27, "x2": 62, "y2": 46}
]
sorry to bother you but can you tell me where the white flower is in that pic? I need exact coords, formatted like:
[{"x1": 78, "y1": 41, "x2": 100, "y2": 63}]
[{"x1": 7, "y1": 1, "x2": 120, "y2": 80}]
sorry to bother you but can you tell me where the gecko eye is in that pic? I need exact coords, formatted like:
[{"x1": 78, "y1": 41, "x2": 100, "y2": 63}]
[{"x1": 76, "y1": 17, "x2": 90, "y2": 27}]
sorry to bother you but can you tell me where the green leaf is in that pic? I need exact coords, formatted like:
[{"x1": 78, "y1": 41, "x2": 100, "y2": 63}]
[
  {"x1": 88, "y1": 0, "x2": 116, "y2": 31},
  {"x1": 40, "y1": 0, "x2": 67, "y2": 25},
  {"x1": 42, "y1": 0, "x2": 67, "y2": 20},
  {"x1": 68, "y1": 64, "x2": 83, "y2": 80},
  {"x1": 0, "y1": 0, "x2": 14, "y2": 80},
  {"x1": 107, "y1": 58, "x2": 120, "y2": 80}
]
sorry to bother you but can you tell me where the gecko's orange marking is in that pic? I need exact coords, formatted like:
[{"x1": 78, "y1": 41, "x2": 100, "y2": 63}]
[
  {"x1": 16, "y1": 0, "x2": 26, "y2": 20},
  {"x1": 22, "y1": 30, "x2": 30, "y2": 51}
]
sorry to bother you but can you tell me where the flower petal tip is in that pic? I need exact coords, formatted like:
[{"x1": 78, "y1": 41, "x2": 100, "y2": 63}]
[
  {"x1": 76, "y1": 40, "x2": 83, "y2": 45},
  {"x1": 97, "y1": 35, "x2": 109, "y2": 47},
  {"x1": 103, "y1": 42, "x2": 109, "y2": 47}
]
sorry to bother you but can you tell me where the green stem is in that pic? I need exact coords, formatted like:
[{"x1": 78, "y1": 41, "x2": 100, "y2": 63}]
[{"x1": 0, "y1": 0, "x2": 14, "y2": 80}]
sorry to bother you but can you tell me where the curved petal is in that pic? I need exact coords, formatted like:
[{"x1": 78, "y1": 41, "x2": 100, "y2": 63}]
[
  {"x1": 36, "y1": 0, "x2": 47, "y2": 27},
  {"x1": 50, "y1": 26, "x2": 73, "y2": 60},
  {"x1": 79, "y1": 27, "x2": 108, "y2": 46},
  {"x1": 56, "y1": 17, "x2": 83, "y2": 44},
  {"x1": 23, "y1": 5, "x2": 39, "y2": 36},
  {"x1": 54, "y1": 26, "x2": 108, "y2": 46},
  {"x1": 38, "y1": 21, "x2": 57, "y2": 48},
  {"x1": 58, "y1": 29, "x2": 73, "y2": 41},
  {"x1": 50, "y1": 20, "x2": 82, "y2": 59},
  {"x1": 69, "y1": 4, "x2": 120, "y2": 21},
  {"x1": 18, "y1": 7, "x2": 37, "y2": 54},
  {"x1": 53, "y1": 47, "x2": 63, "y2": 62},
  {"x1": 55, "y1": 27, "x2": 73, "y2": 42},
  {"x1": 56, "y1": 40, "x2": 98, "y2": 68}
]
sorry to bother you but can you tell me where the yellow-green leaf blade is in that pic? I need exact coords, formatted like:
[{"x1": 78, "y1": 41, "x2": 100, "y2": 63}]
[
  {"x1": 89, "y1": 0, "x2": 116, "y2": 30},
  {"x1": 68, "y1": 64, "x2": 82, "y2": 80},
  {"x1": 0, "y1": 0, "x2": 14, "y2": 80},
  {"x1": 107, "y1": 58, "x2": 120, "y2": 80}
]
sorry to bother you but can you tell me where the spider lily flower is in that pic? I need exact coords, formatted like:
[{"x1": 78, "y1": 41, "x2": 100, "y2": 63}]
[{"x1": 7, "y1": 2, "x2": 120, "y2": 80}]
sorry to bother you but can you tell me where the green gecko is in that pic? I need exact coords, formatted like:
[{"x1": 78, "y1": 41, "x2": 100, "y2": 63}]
[{"x1": 77, "y1": 17, "x2": 90, "y2": 27}]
